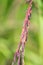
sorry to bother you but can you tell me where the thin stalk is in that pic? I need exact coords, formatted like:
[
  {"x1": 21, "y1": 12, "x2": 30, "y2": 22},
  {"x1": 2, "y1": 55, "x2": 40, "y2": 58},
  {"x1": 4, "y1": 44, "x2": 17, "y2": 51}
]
[
  {"x1": 38, "y1": 1, "x2": 43, "y2": 57},
  {"x1": 12, "y1": 0, "x2": 33, "y2": 65},
  {"x1": 39, "y1": 16, "x2": 43, "y2": 57}
]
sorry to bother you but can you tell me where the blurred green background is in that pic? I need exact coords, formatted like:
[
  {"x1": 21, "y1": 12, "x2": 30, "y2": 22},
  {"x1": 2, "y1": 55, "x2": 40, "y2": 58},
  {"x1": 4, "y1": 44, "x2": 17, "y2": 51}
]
[{"x1": 0, "y1": 0, "x2": 43, "y2": 65}]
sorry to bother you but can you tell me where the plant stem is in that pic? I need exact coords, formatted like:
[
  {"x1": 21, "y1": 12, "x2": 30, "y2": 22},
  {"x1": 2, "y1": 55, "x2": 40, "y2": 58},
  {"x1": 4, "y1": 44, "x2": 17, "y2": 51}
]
[
  {"x1": 12, "y1": 0, "x2": 33, "y2": 65},
  {"x1": 38, "y1": 1, "x2": 43, "y2": 57}
]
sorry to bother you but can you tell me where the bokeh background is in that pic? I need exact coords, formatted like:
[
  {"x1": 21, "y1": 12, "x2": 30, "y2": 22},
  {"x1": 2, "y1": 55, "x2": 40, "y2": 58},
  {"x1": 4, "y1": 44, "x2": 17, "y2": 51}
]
[{"x1": 0, "y1": 0, "x2": 43, "y2": 65}]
